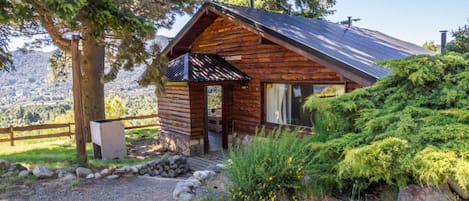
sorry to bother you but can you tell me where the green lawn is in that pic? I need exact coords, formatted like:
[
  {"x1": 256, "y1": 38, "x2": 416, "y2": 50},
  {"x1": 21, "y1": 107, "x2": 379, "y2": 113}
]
[{"x1": 0, "y1": 128, "x2": 159, "y2": 170}]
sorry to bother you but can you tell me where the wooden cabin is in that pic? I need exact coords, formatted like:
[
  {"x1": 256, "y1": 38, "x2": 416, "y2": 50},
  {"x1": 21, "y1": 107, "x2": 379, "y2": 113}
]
[{"x1": 158, "y1": 2, "x2": 435, "y2": 155}]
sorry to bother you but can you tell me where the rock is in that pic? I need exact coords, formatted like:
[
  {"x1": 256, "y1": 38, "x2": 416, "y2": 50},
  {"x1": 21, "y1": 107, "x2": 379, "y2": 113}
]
[
  {"x1": 210, "y1": 164, "x2": 226, "y2": 173},
  {"x1": 185, "y1": 178, "x2": 202, "y2": 188},
  {"x1": 8, "y1": 163, "x2": 27, "y2": 172},
  {"x1": 0, "y1": 159, "x2": 10, "y2": 170},
  {"x1": 86, "y1": 174, "x2": 95, "y2": 179},
  {"x1": 397, "y1": 184, "x2": 453, "y2": 201},
  {"x1": 100, "y1": 169, "x2": 111, "y2": 176},
  {"x1": 193, "y1": 170, "x2": 216, "y2": 182},
  {"x1": 114, "y1": 166, "x2": 129, "y2": 174},
  {"x1": 60, "y1": 174, "x2": 77, "y2": 182},
  {"x1": 56, "y1": 170, "x2": 68, "y2": 178},
  {"x1": 215, "y1": 163, "x2": 226, "y2": 170},
  {"x1": 168, "y1": 169, "x2": 176, "y2": 178},
  {"x1": 179, "y1": 156, "x2": 187, "y2": 164},
  {"x1": 448, "y1": 178, "x2": 469, "y2": 199},
  {"x1": 169, "y1": 155, "x2": 181, "y2": 164},
  {"x1": 106, "y1": 175, "x2": 119, "y2": 180},
  {"x1": 33, "y1": 166, "x2": 54, "y2": 179},
  {"x1": 177, "y1": 192, "x2": 194, "y2": 201},
  {"x1": 76, "y1": 167, "x2": 92, "y2": 178},
  {"x1": 173, "y1": 181, "x2": 196, "y2": 201},
  {"x1": 130, "y1": 166, "x2": 138, "y2": 174},
  {"x1": 2, "y1": 171, "x2": 13, "y2": 178},
  {"x1": 134, "y1": 164, "x2": 143, "y2": 170},
  {"x1": 18, "y1": 170, "x2": 31, "y2": 177},
  {"x1": 94, "y1": 173, "x2": 102, "y2": 179},
  {"x1": 160, "y1": 171, "x2": 168, "y2": 177}
]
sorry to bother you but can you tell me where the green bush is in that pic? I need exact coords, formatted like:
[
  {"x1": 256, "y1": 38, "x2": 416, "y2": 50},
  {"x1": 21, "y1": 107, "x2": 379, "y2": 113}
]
[
  {"x1": 226, "y1": 128, "x2": 313, "y2": 201},
  {"x1": 303, "y1": 52, "x2": 469, "y2": 197}
]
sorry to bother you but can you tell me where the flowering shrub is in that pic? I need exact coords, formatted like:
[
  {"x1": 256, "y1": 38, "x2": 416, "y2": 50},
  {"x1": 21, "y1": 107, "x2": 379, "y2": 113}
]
[{"x1": 226, "y1": 128, "x2": 313, "y2": 201}]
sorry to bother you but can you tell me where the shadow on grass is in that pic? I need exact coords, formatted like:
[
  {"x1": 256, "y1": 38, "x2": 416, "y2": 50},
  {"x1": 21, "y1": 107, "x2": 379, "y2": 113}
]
[{"x1": 126, "y1": 127, "x2": 159, "y2": 143}]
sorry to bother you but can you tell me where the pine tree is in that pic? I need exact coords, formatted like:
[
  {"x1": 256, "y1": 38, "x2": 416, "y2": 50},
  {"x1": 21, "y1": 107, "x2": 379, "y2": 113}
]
[
  {"x1": 218, "y1": 0, "x2": 336, "y2": 18},
  {"x1": 0, "y1": 0, "x2": 199, "y2": 141}
]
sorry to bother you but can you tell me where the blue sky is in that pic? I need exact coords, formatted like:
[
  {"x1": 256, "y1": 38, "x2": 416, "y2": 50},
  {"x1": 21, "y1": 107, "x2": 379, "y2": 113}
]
[
  {"x1": 9, "y1": 0, "x2": 469, "y2": 51},
  {"x1": 158, "y1": 0, "x2": 469, "y2": 46}
]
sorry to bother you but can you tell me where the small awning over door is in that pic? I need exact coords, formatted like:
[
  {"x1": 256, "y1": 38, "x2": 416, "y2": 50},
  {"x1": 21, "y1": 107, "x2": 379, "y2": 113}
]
[{"x1": 167, "y1": 53, "x2": 251, "y2": 82}]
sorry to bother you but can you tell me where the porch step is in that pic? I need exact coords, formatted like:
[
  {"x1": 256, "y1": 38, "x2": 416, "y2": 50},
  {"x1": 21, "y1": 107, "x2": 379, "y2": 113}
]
[{"x1": 187, "y1": 151, "x2": 229, "y2": 171}]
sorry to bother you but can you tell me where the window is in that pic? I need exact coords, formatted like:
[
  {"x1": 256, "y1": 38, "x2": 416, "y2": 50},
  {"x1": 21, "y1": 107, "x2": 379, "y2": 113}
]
[{"x1": 264, "y1": 83, "x2": 345, "y2": 127}]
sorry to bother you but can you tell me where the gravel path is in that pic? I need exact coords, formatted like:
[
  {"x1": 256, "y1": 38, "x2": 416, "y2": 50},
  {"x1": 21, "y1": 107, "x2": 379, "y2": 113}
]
[{"x1": 8, "y1": 176, "x2": 184, "y2": 201}]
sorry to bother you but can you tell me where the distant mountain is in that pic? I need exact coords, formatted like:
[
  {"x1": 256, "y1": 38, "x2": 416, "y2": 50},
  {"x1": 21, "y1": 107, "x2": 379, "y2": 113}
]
[{"x1": 0, "y1": 35, "x2": 170, "y2": 108}]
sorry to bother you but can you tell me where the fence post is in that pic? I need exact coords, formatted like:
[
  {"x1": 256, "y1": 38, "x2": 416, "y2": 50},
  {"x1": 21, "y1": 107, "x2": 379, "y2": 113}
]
[
  {"x1": 68, "y1": 123, "x2": 72, "y2": 139},
  {"x1": 9, "y1": 125, "x2": 14, "y2": 146}
]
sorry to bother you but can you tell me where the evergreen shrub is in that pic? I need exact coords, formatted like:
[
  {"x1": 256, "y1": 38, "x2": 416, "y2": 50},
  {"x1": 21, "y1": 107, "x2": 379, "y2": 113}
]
[{"x1": 304, "y1": 53, "x2": 469, "y2": 196}]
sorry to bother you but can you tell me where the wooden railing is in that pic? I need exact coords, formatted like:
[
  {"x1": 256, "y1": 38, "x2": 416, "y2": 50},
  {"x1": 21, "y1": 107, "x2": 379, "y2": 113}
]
[{"x1": 0, "y1": 114, "x2": 159, "y2": 146}]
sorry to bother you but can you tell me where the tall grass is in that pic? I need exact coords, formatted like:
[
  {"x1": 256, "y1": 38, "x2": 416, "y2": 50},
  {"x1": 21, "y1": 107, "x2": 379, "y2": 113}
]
[{"x1": 226, "y1": 128, "x2": 314, "y2": 201}]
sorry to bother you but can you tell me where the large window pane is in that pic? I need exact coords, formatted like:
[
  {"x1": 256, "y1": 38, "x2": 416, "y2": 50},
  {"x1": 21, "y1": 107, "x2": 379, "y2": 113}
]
[
  {"x1": 265, "y1": 83, "x2": 345, "y2": 127},
  {"x1": 265, "y1": 83, "x2": 290, "y2": 125}
]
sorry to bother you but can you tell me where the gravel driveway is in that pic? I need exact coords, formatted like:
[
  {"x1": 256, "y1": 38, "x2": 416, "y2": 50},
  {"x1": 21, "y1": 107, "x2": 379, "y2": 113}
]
[{"x1": 7, "y1": 176, "x2": 184, "y2": 201}]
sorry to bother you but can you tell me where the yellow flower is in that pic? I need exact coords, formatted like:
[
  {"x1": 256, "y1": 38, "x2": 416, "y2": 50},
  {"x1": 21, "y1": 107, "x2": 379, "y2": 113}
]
[
  {"x1": 271, "y1": 194, "x2": 276, "y2": 201},
  {"x1": 288, "y1": 156, "x2": 293, "y2": 165},
  {"x1": 268, "y1": 176, "x2": 274, "y2": 181},
  {"x1": 292, "y1": 195, "x2": 298, "y2": 201}
]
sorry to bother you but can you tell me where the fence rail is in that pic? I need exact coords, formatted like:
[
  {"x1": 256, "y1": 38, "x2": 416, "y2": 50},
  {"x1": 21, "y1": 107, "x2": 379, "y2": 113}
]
[{"x1": 0, "y1": 114, "x2": 159, "y2": 146}]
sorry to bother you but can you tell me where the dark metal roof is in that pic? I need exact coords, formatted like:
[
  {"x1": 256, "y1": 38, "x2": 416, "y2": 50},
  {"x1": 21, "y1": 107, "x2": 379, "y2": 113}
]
[
  {"x1": 163, "y1": 2, "x2": 436, "y2": 84},
  {"x1": 167, "y1": 53, "x2": 251, "y2": 82}
]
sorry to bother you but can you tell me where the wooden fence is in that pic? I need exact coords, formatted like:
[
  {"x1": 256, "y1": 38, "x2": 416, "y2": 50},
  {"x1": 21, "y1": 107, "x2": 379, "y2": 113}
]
[{"x1": 0, "y1": 114, "x2": 159, "y2": 146}]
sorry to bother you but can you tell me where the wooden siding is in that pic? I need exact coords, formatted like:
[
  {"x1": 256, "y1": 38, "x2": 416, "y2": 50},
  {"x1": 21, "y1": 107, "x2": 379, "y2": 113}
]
[
  {"x1": 190, "y1": 17, "x2": 363, "y2": 134},
  {"x1": 158, "y1": 84, "x2": 192, "y2": 136},
  {"x1": 189, "y1": 84, "x2": 205, "y2": 138}
]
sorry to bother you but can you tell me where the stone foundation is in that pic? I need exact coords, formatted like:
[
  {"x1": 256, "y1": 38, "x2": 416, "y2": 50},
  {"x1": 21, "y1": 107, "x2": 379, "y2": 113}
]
[{"x1": 161, "y1": 132, "x2": 204, "y2": 156}]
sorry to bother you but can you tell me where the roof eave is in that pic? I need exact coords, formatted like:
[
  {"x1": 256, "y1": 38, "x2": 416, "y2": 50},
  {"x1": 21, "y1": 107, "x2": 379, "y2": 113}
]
[
  {"x1": 207, "y1": 3, "x2": 379, "y2": 86},
  {"x1": 165, "y1": 2, "x2": 379, "y2": 86},
  {"x1": 162, "y1": 2, "x2": 213, "y2": 56}
]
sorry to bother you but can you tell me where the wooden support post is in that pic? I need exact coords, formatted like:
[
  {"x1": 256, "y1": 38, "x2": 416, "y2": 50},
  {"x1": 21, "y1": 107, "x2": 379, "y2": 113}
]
[
  {"x1": 71, "y1": 35, "x2": 87, "y2": 165},
  {"x1": 9, "y1": 126, "x2": 14, "y2": 146}
]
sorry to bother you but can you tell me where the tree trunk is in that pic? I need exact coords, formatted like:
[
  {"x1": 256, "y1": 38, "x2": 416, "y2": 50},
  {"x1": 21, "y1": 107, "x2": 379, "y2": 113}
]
[{"x1": 80, "y1": 36, "x2": 105, "y2": 142}]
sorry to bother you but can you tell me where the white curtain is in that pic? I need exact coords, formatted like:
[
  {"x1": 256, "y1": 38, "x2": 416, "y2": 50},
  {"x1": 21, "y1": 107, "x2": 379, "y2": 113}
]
[{"x1": 266, "y1": 84, "x2": 288, "y2": 124}]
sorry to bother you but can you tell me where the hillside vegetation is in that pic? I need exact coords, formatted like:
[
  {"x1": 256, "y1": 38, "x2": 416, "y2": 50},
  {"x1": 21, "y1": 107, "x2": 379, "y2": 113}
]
[
  {"x1": 304, "y1": 52, "x2": 469, "y2": 196},
  {"x1": 0, "y1": 36, "x2": 167, "y2": 127}
]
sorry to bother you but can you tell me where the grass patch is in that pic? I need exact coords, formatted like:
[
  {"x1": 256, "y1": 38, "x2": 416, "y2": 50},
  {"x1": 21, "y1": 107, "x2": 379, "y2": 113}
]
[
  {"x1": 0, "y1": 128, "x2": 159, "y2": 170},
  {"x1": 126, "y1": 127, "x2": 159, "y2": 143}
]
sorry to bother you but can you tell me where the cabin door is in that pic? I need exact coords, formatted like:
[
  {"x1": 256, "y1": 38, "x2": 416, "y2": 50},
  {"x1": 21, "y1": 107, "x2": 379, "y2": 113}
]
[{"x1": 205, "y1": 85, "x2": 223, "y2": 152}]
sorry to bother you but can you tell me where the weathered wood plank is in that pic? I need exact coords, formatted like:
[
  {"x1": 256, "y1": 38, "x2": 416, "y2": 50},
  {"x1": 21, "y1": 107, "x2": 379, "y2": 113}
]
[
  {"x1": 13, "y1": 123, "x2": 71, "y2": 132},
  {"x1": 14, "y1": 132, "x2": 72, "y2": 141}
]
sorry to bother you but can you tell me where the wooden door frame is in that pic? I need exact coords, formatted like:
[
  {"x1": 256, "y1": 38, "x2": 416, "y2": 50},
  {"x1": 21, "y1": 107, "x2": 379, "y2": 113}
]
[{"x1": 203, "y1": 84, "x2": 231, "y2": 153}]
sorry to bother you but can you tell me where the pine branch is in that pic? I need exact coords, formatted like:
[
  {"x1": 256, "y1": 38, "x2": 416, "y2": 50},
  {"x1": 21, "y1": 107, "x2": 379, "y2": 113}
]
[{"x1": 37, "y1": 13, "x2": 71, "y2": 53}]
